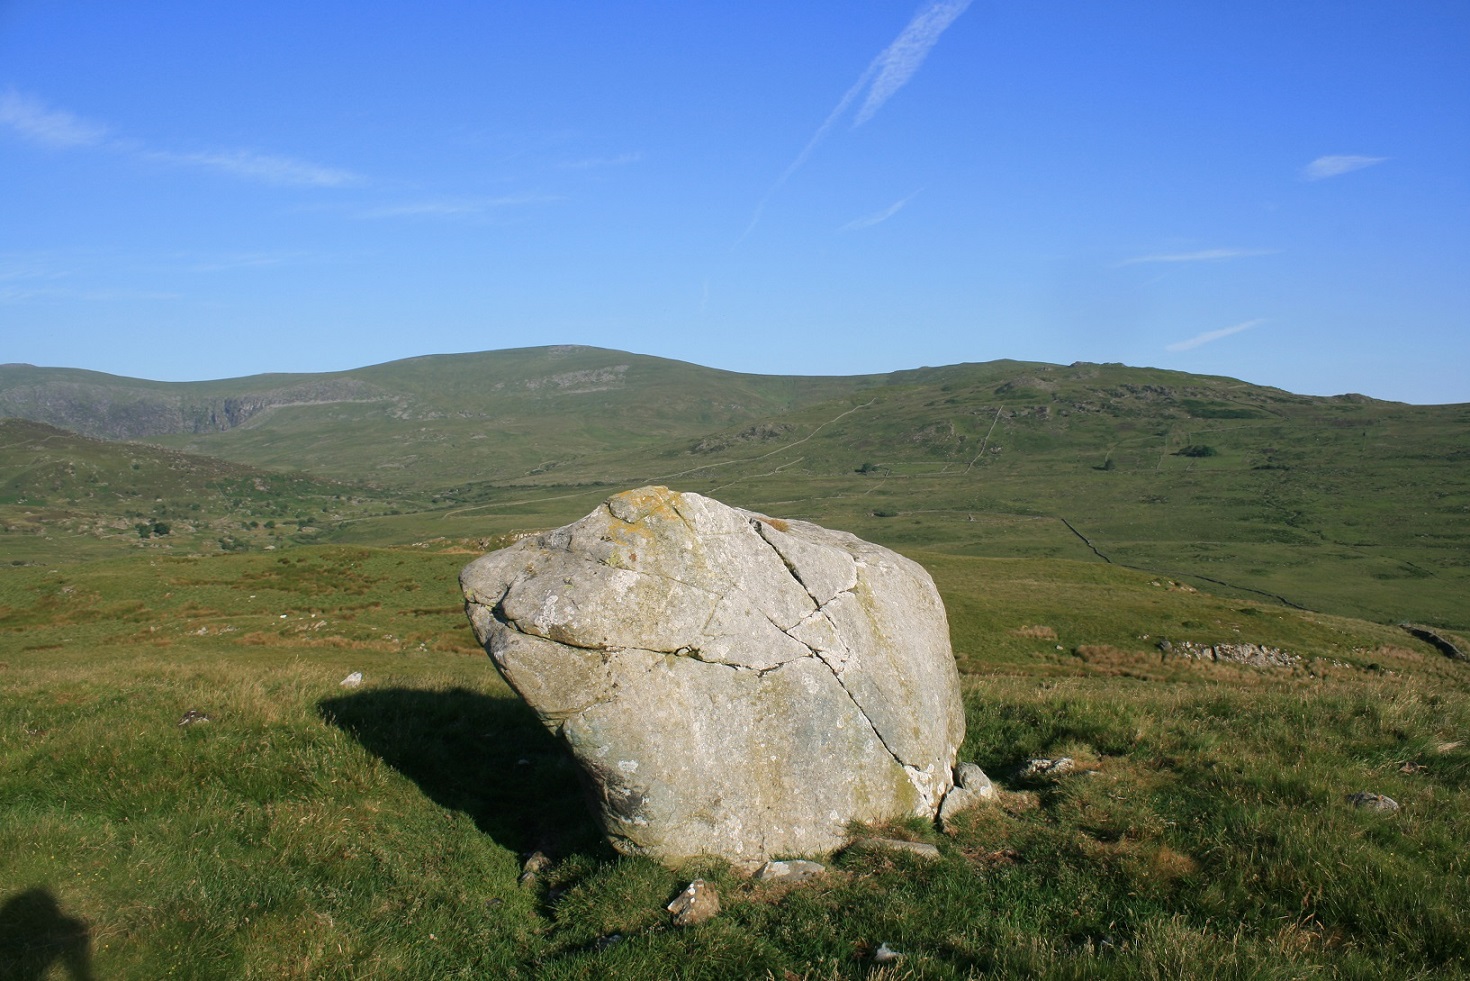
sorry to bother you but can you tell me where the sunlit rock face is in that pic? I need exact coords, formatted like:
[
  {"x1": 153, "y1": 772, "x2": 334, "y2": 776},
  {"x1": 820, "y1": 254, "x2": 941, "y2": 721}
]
[{"x1": 461, "y1": 486, "x2": 964, "y2": 867}]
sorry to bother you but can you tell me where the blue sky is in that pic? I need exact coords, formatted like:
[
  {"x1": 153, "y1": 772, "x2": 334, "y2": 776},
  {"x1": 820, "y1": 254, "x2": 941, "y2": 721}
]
[{"x1": 2, "y1": 2, "x2": 1467, "y2": 403}]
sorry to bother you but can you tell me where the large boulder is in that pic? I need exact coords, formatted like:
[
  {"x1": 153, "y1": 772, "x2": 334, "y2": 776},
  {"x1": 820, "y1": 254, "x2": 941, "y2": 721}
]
[{"x1": 460, "y1": 486, "x2": 965, "y2": 867}]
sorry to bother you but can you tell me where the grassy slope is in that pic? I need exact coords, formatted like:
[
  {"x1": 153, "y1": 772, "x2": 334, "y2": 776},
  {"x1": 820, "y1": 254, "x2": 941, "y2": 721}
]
[
  {"x1": 3, "y1": 349, "x2": 1468, "y2": 975},
  {"x1": 2, "y1": 546, "x2": 1466, "y2": 978},
  {"x1": 4, "y1": 349, "x2": 1467, "y2": 630},
  {"x1": 3, "y1": 347, "x2": 879, "y2": 488},
  {"x1": 0, "y1": 419, "x2": 404, "y2": 564},
  {"x1": 311, "y1": 357, "x2": 1469, "y2": 632}
]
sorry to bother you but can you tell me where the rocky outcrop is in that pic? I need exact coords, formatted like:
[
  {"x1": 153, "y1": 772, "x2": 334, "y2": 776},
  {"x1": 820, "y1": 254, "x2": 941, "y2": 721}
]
[
  {"x1": 1158, "y1": 639, "x2": 1301, "y2": 668},
  {"x1": 1399, "y1": 623, "x2": 1468, "y2": 661},
  {"x1": 0, "y1": 373, "x2": 386, "y2": 439},
  {"x1": 460, "y1": 486, "x2": 965, "y2": 867}
]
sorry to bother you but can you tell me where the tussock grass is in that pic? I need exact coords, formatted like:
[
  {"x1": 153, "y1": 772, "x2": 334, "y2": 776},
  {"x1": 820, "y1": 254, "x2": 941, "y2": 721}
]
[{"x1": 3, "y1": 545, "x2": 1469, "y2": 978}]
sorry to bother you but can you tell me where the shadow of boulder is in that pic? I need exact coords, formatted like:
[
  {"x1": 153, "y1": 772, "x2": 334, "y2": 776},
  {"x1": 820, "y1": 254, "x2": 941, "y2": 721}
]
[
  {"x1": 319, "y1": 686, "x2": 608, "y2": 859},
  {"x1": 0, "y1": 887, "x2": 93, "y2": 981}
]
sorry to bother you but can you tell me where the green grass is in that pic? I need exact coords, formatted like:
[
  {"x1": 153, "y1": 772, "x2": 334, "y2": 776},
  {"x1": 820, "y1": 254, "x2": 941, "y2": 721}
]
[
  {"x1": 3, "y1": 546, "x2": 1468, "y2": 978},
  {"x1": 0, "y1": 419, "x2": 406, "y2": 564},
  {"x1": 4, "y1": 349, "x2": 1468, "y2": 975}
]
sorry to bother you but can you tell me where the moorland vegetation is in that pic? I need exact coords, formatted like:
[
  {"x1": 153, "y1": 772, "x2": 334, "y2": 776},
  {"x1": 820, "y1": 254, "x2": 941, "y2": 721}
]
[{"x1": 1, "y1": 347, "x2": 1466, "y2": 978}]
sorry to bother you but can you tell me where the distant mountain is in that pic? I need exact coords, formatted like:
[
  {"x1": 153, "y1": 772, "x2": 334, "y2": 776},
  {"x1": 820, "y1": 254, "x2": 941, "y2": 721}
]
[
  {"x1": 0, "y1": 362, "x2": 387, "y2": 439},
  {"x1": 3, "y1": 347, "x2": 1467, "y2": 631},
  {"x1": 0, "y1": 346, "x2": 873, "y2": 442}
]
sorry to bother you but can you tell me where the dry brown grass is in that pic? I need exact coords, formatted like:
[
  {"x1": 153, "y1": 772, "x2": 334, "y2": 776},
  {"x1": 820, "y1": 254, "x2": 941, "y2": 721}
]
[{"x1": 1011, "y1": 625, "x2": 1057, "y2": 640}]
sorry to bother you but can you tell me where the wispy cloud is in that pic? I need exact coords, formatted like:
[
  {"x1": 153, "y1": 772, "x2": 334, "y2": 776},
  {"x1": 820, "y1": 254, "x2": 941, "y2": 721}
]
[
  {"x1": 1118, "y1": 248, "x2": 1278, "y2": 267},
  {"x1": 180, "y1": 250, "x2": 319, "y2": 273},
  {"x1": 0, "y1": 89, "x2": 109, "y2": 148},
  {"x1": 145, "y1": 149, "x2": 362, "y2": 187},
  {"x1": 355, "y1": 194, "x2": 558, "y2": 220},
  {"x1": 0, "y1": 252, "x2": 73, "y2": 282},
  {"x1": 0, "y1": 285, "x2": 181, "y2": 304},
  {"x1": 1166, "y1": 318, "x2": 1264, "y2": 352},
  {"x1": 840, "y1": 191, "x2": 920, "y2": 232},
  {"x1": 558, "y1": 151, "x2": 643, "y2": 171},
  {"x1": 1302, "y1": 155, "x2": 1387, "y2": 181},
  {"x1": 740, "y1": 0, "x2": 971, "y2": 242},
  {"x1": 0, "y1": 89, "x2": 360, "y2": 187}
]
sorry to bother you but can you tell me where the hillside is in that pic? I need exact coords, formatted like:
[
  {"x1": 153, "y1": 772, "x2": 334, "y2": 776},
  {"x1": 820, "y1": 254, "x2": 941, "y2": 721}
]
[
  {"x1": 3, "y1": 349, "x2": 1469, "y2": 978},
  {"x1": 1, "y1": 347, "x2": 879, "y2": 487},
  {"x1": 2, "y1": 348, "x2": 1467, "y2": 631},
  {"x1": 0, "y1": 418, "x2": 404, "y2": 564},
  {"x1": 2, "y1": 543, "x2": 1466, "y2": 978}
]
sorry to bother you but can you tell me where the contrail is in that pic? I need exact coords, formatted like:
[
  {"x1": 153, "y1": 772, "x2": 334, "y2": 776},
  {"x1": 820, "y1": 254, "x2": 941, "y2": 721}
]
[
  {"x1": 737, "y1": 0, "x2": 972, "y2": 244},
  {"x1": 856, "y1": 0, "x2": 972, "y2": 125},
  {"x1": 1167, "y1": 319, "x2": 1264, "y2": 352}
]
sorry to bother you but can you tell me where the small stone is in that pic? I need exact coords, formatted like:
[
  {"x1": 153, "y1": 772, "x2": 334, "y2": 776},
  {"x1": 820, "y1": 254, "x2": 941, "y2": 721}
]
[
  {"x1": 339, "y1": 671, "x2": 363, "y2": 688},
  {"x1": 518, "y1": 850, "x2": 551, "y2": 887},
  {"x1": 1021, "y1": 757, "x2": 1074, "y2": 778},
  {"x1": 667, "y1": 879, "x2": 720, "y2": 926},
  {"x1": 753, "y1": 860, "x2": 826, "y2": 883},
  {"x1": 939, "y1": 760, "x2": 997, "y2": 829},
  {"x1": 857, "y1": 837, "x2": 941, "y2": 861},
  {"x1": 177, "y1": 709, "x2": 210, "y2": 727},
  {"x1": 1346, "y1": 791, "x2": 1399, "y2": 813},
  {"x1": 873, "y1": 942, "x2": 903, "y2": 963},
  {"x1": 938, "y1": 786, "x2": 981, "y2": 831},
  {"x1": 954, "y1": 762, "x2": 995, "y2": 797},
  {"x1": 592, "y1": 933, "x2": 624, "y2": 951}
]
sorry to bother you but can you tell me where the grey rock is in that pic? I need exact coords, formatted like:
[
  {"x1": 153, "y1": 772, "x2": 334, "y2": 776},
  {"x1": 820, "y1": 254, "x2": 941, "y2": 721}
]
[
  {"x1": 938, "y1": 761, "x2": 996, "y2": 830},
  {"x1": 518, "y1": 850, "x2": 551, "y2": 888},
  {"x1": 462, "y1": 486, "x2": 965, "y2": 867},
  {"x1": 856, "y1": 837, "x2": 942, "y2": 861},
  {"x1": 1021, "y1": 757, "x2": 1075, "y2": 778},
  {"x1": 954, "y1": 761, "x2": 995, "y2": 797},
  {"x1": 754, "y1": 860, "x2": 826, "y2": 883},
  {"x1": 1346, "y1": 791, "x2": 1400, "y2": 813},
  {"x1": 339, "y1": 671, "x2": 363, "y2": 688},
  {"x1": 667, "y1": 879, "x2": 720, "y2": 926},
  {"x1": 1162, "y1": 640, "x2": 1301, "y2": 668},
  {"x1": 873, "y1": 942, "x2": 904, "y2": 963}
]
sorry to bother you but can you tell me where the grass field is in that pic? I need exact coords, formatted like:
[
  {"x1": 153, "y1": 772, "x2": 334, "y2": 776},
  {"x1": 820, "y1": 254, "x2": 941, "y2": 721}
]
[
  {"x1": 3, "y1": 544, "x2": 1467, "y2": 978},
  {"x1": 4, "y1": 350, "x2": 1468, "y2": 976}
]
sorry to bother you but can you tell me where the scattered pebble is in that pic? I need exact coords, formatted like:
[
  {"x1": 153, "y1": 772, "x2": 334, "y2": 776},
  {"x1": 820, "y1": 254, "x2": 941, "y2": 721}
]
[
  {"x1": 753, "y1": 860, "x2": 826, "y2": 883},
  {"x1": 1346, "y1": 791, "x2": 1400, "y2": 813},
  {"x1": 873, "y1": 942, "x2": 904, "y2": 963},
  {"x1": 855, "y1": 837, "x2": 941, "y2": 861},
  {"x1": 592, "y1": 933, "x2": 624, "y2": 951},
  {"x1": 518, "y1": 850, "x2": 551, "y2": 888},
  {"x1": 1021, "y1": 757, "x2": 1074, "y2": 778},
  {"x1": 667, "y1": 879, "x2": 720, "y2": 926}
]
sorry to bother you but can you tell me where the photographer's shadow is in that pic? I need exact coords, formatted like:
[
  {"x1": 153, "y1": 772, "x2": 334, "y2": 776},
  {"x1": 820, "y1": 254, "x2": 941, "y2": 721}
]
[
  {"x1": 319, "y1": 686, "x2": 607, "y2": 859},
  {"x1": 0, "y1": 887, "x2": 93, "y2": 981}
]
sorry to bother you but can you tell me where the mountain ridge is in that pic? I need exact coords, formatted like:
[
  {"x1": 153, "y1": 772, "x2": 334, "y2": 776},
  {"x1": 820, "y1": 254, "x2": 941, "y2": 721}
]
[
  {"x1": 0, "y1": 344, "x2": 1423, "y2": 445},
  {"x1": 3, "y1": 346, "x2": 1466, "y2": 630}
]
